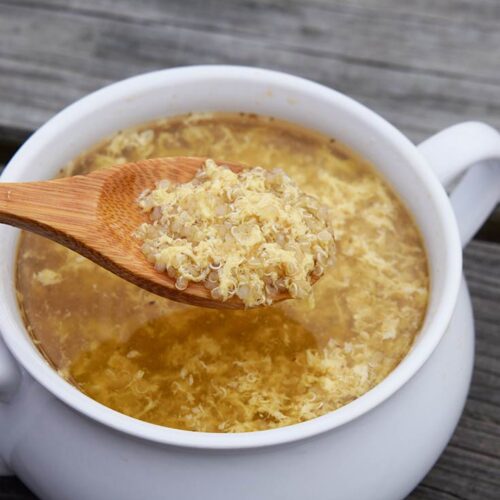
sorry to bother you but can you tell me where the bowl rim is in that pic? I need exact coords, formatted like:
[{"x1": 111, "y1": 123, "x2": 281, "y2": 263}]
[{"x1": 0, "y1": 65, "x2": 462, "y2": 450}]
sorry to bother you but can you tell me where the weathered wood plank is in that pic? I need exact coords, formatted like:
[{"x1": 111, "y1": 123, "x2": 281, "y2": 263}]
[
  {"x1": 1, "y1": 0, "x2": 500, "y2": 141},
  {"x1": 1, "y1": 0, "x2": 498, "y2": 230}
]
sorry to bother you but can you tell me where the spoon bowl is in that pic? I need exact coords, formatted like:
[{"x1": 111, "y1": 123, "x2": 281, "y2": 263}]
[{"x1": 94, "y1": 157, "x2": 247, "y2": 308}]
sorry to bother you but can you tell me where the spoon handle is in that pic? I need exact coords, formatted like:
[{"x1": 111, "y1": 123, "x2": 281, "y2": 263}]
[{"x1": 0, "y1": 176, "x2": 101, "y2": 244}]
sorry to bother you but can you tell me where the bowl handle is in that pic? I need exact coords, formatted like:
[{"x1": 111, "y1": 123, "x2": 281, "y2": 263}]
[
  {"x1": 0, "y1": 335, "x2": 20, "y2": 403},
  {"x1": 418, "y1": 121, "x2": 500, "y2": 247},
  {"x1": 0, "y1": 334, "x2": 21, "y2": 475}
]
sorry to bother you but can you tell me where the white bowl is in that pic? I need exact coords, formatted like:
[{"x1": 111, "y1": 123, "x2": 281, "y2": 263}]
[{"x1": 1, "y1": 66, "x2": 499, "y2": 500}]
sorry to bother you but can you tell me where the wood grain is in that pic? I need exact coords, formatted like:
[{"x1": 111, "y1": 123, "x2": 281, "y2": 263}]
[{"x1": 0, "y1": 0, "x2": 499, "y2": 499}]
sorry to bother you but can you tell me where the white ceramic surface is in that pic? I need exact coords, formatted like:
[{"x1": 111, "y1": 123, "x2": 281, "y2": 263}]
[{"x1": 0, "y1": 66, "x2": 499, "y2": 500}]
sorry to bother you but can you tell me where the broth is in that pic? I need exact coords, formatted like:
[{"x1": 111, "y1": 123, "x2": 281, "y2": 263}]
[{"x1": 16, "y1": 113, "x2": 428, "y2": 432}]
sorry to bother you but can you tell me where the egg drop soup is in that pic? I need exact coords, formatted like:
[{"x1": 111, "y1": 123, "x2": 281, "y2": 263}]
[{"x1": 16, "y1": 113, "x2": 429, "y2": 432}]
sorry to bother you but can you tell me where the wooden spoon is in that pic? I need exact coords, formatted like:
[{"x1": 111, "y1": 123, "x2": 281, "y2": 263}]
[{"x1": 0, "y1": 157, "x2": 302, "y2": 309}]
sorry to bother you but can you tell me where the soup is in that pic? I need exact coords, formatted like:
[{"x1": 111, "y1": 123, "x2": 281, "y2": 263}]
[{"x1": 16, "y1": 113, "x2": 428, "y2": 432}]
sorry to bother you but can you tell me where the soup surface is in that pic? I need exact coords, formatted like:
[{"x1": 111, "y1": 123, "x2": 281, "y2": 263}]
[{"x1": 17, "y1": 113, "x2": 428, "y2": 432}]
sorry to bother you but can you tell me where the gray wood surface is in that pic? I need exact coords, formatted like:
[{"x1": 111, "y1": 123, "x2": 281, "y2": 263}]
[
  {"x1": 0, "y1": 1, "x2": 499, "y2": 499},
  {"x1": 1, "y1": 0, "x2": 499, "y2": 237}
]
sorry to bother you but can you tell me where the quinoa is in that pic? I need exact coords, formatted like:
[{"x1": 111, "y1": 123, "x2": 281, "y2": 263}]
[{"x1": 134, "y1": 159, "x2": 335, "y2": 307}]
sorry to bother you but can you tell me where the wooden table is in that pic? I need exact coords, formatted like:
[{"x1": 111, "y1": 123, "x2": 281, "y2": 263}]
[{"x1": 0, "y1": 1, "x2": 499, "y2": 498}]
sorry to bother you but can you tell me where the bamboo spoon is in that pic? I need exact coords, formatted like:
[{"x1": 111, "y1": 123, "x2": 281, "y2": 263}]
[{"x1": 0, "y1": 156, "x2": 306, "y2": 309}]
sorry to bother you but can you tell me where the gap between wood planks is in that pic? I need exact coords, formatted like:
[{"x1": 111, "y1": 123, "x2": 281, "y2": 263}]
[{"x1": 0, "y1": 128, "x2": 499, "y2": 244}]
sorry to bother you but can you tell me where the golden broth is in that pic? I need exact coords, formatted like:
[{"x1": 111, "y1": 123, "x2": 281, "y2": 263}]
[{"x1": 16, "y1": 113, "x2": 428, "y2": 432}]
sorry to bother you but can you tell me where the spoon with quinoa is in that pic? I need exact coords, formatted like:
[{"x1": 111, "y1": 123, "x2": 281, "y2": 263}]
[{"x1": 0, "y1": 157, "x2": 335, "y2": 309}]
